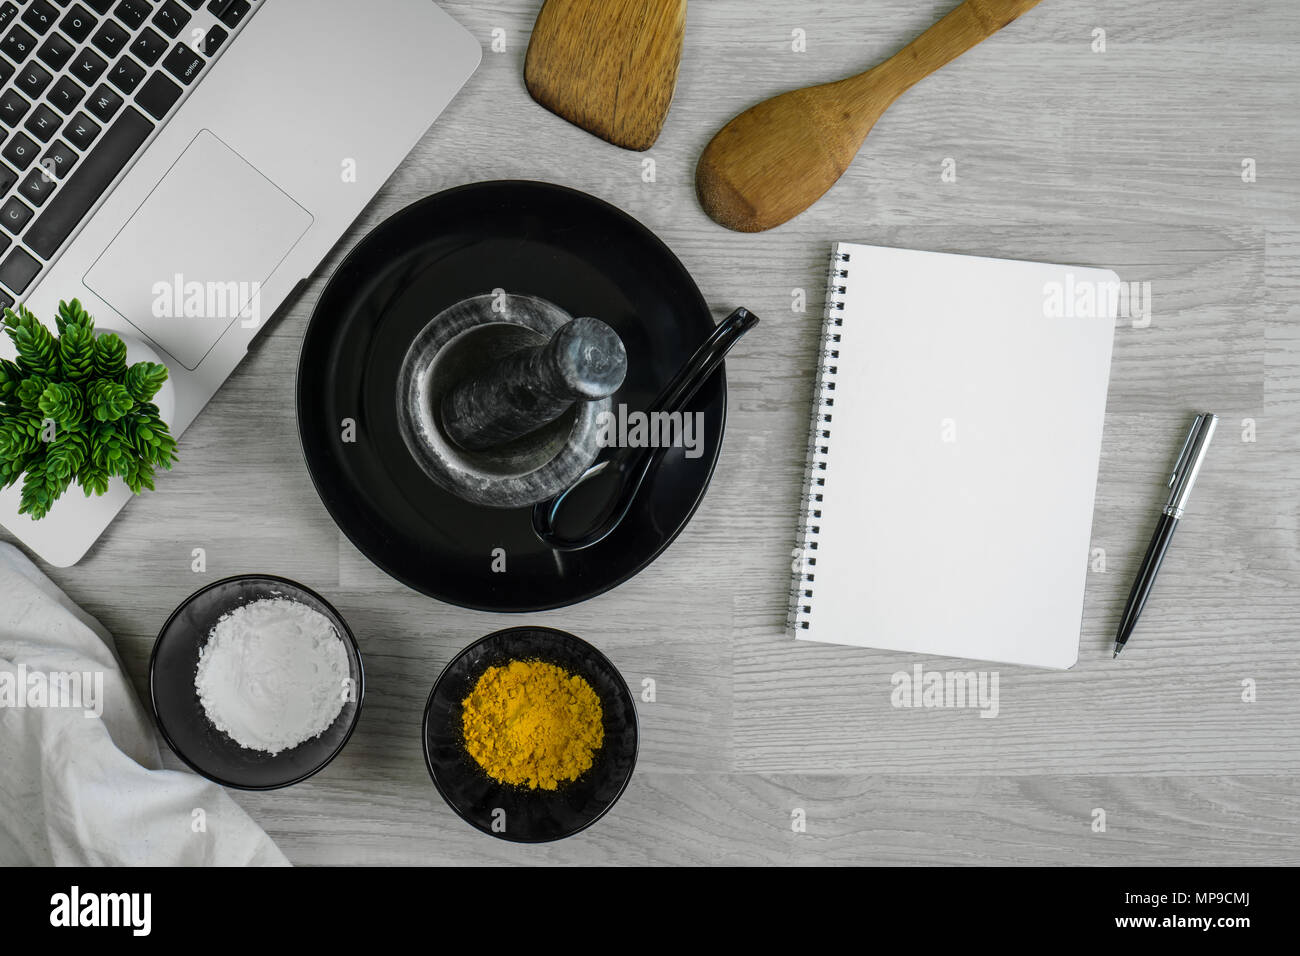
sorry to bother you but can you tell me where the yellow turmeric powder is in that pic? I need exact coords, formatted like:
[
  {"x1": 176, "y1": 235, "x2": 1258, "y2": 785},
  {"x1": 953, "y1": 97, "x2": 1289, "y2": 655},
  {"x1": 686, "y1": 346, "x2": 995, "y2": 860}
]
[{"x1": 461, "y1": 659, "x2": 604, "y2": 790}]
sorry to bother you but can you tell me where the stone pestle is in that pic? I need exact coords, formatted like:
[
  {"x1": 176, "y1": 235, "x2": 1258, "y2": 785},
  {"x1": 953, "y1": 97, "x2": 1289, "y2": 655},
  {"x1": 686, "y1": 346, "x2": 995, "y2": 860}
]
[{"x1": 441, "y1": 316, "x2": 628, "y2": 452}]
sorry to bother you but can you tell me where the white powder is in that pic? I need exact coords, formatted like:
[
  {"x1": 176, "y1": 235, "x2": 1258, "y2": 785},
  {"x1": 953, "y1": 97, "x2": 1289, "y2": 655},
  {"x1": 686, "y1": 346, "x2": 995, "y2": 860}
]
[{"x1": 195, "y1": 597, "x2": 351, "y2": 755}]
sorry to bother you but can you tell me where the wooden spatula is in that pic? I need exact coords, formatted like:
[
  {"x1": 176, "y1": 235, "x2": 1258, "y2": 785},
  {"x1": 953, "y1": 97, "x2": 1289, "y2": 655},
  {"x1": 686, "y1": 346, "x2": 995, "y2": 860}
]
[
  {"x1": 696, "y1": 0, "x2": 1045, "y2": 232},
  {"x1": 525, "y1": 0, "x2": 688, "y2": 152}
]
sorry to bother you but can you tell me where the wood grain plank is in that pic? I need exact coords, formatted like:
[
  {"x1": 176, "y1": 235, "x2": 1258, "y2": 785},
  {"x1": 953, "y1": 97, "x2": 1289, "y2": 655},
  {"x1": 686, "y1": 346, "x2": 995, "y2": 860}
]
[{"x1": 231, "y1": 773, "x2": 1300, "y2": 866}]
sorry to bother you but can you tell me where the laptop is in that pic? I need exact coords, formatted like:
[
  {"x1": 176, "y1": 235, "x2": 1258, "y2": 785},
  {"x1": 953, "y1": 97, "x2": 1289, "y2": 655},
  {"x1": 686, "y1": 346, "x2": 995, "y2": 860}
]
[{"x1": 0, "y1": 0, "x2": 480, "y2": 566}]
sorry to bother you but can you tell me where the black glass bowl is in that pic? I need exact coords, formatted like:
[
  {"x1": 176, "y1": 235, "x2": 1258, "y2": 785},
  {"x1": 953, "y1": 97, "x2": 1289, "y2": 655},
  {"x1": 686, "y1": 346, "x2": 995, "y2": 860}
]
[
  {"x1": 149, "y1": 575, "x2": 365, "y2": 791},
  {"x1": 422, "y1": 627, "x2": 638, "y2": 843}
]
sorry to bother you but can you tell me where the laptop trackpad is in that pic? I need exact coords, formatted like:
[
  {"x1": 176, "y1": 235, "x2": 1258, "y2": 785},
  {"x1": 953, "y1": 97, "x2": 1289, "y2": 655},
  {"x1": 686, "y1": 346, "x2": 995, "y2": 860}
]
[{"x1": 85, "y1": 130, "x2": 313, "y2": 370}]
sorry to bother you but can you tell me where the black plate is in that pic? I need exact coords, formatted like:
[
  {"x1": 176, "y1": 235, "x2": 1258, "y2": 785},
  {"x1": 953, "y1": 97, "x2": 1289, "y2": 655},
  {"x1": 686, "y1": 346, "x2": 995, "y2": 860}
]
[
  {"x1": 149, "y1": 575, "x2": 365, "y2": 791},
  {"x1": 296, "y1": 181, "x2": 726, "y2": 612},
  {"x1": 422, "y1": 627, "x2": 638, "y2": 843}
]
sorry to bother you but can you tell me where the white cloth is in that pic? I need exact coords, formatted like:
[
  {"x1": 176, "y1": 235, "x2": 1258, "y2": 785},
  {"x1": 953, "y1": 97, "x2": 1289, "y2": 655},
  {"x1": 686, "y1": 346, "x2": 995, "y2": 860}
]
[{"x1": 0, "y1": 543, "x2": 289, "y2": 866}]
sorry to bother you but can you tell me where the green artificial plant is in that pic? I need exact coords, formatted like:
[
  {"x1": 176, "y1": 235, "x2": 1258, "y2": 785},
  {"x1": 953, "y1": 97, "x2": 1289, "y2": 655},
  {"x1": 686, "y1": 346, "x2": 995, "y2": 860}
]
[{"x1": 0, "y1": 300, "x2": 177, "y2": 520}]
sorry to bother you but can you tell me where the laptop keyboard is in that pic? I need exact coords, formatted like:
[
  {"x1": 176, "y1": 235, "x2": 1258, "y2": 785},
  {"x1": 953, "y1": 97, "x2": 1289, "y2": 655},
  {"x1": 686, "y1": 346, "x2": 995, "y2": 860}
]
[{"x1": 0, "y1": 0, "x2": 259, "y2": 310}]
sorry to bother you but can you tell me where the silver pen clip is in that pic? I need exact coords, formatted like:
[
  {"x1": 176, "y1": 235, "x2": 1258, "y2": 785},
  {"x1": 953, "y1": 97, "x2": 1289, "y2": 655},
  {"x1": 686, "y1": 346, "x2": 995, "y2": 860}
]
[
  {"x1": 1168, "y1": 414, "x2": 1202, "y2": 489},
  {"x1": 1164, "y1": 413, "x2": 1217, "y2": 518}
]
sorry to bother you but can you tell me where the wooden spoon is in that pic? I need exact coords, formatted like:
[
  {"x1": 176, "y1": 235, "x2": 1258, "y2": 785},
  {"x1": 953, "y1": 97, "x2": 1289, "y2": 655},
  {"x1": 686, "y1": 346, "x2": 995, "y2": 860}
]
[{"x1": 696, "y1": 0, "x2": 1045, "y2": 232}]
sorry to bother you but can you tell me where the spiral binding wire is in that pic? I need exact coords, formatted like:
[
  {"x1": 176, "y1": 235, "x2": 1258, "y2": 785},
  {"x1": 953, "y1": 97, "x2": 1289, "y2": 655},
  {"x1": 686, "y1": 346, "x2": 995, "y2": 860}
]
[{"x1": 788, "y1": 245, "x2": 849, "y2": 635}]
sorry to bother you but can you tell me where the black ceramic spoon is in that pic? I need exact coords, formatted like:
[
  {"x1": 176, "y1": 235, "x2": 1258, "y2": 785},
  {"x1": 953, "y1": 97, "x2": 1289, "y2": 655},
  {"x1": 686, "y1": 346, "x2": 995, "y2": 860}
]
[{"x1": 533, "y1": 307, "x2": 759, "y2": 551}]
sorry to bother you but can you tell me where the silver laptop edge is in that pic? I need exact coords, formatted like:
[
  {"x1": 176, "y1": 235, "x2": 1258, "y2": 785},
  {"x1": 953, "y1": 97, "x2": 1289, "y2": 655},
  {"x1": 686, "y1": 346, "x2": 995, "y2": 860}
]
[{"x1": 0, "y1": 0, "x2": 480, "y2": 565}]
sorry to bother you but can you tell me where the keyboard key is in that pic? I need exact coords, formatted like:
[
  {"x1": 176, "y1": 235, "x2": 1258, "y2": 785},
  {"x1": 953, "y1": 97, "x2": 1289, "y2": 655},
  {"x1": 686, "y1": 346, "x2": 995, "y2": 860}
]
[
  {"x1": 216, "y1": 0, "x2": 249, "y2": 29},
  {"x1": 19, "y1": 167, "x2": 55, "y2": 206},
  {"x1": 0, "y1": 164, "x2": 16, "y2": 196},
  {"x1": 39, "y1": 140, "x2": 76, "y2": 179},
  {"x1": 26, "y1": 107, "x2": 152, "y2": 259},
  {"x1": 0, "y1": 246, "x2": 42, "y2": 293},
  {"x1": 60, "y1": 4, "x2": 98, "y2": 43},
  {"x1": 0, "y1": 89, "x2": 30, "y2": 127},
  {"x1": 70, "y1": 47, "x2": 107, "y2": 84},
  {"x1": 129, "y1": 25, "x2": 165, "y2": 64},
  {"x1": 179, "y1": 0, "x2": 202, "y2": 9},
  {"x1": 161, "y1": 41, "x2": 201, "y2": 84},
  {"x1": 36, "y1": 31, "x2": 74, "y2": 71},
  {"x1": 23, "y1": 103, "x2": 61, "y2": 142},
  {"x1": 0, "y1": 3, "x2": 16, "y2": 34},
  {"x1": 48, "y1": 76, "x2": 85, "y2": 114},
  {"x1": 134, "y1": 70, "x2": 179, "y2": 119},
  {"x1": 21, "y1": 0, "x2": 59, "y2": 36},
  {"x1": 199, "y1": 23, "x2": 225, "y2": 55},
  {"x1": 0, "y1": 289, "x2": 13, "y2": 312},
  {"x1": 112, "y1": 0, "x2": 149, "y2": 30},
  {"x1": 62, "y1": 110, "x2": 99, "y2": 149},
  {"x1": 0, "y1": 57, "x2": 12, "y2": 87},
  {"x1": 151, "y1": 0, "x2": 188, "y2": 38},
  {"x1": 16, "y1": 62, "x2": 53, "y2": 98},
  {"x1": 85, "y1": 0, "x2": 115, "y2": 13},
  {"x1": 91, "y1": 17, "x2": 127, "y2": 56},
  {"x1": 108, "y1": 55, "x2": 144, "y2": 93},
  {"x1": 2, "y1": 130, "x2": 39, "y2": 170},
  {"x1": 85, "y1": 83, "x2": 121, "y2": 122},
  {"x1": 0, "y1": 196, "x2": 33, "y2": 234},
  {"x1": 2, "y1": 24, "x2": 38, "y2": 62}
]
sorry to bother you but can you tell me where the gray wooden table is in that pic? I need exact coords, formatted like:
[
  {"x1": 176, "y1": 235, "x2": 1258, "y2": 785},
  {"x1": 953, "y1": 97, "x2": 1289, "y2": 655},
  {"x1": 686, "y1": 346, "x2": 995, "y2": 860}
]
[{"x1": 6, "y1": 0, "x2": 1298, "y2": 865}]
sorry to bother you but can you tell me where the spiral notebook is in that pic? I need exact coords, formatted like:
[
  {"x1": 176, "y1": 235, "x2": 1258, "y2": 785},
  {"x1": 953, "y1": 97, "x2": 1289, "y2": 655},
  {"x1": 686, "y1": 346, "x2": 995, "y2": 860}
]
[{"x1": 790, "y1": 243, "x2": 1118, "y2": 669}]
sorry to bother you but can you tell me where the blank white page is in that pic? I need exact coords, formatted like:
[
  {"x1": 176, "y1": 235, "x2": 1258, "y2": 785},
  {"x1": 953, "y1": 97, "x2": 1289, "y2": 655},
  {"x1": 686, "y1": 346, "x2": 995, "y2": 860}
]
[{"x1": 795, "y1": 244, "x2": 1117, "y2": 668}]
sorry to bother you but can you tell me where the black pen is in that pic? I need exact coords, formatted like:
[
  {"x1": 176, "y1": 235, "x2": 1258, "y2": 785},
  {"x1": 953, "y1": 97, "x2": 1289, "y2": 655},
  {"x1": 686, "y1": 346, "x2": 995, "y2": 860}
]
[{"x1": 1113, "y1": 413, "x2": 1218, "y2": 658}]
